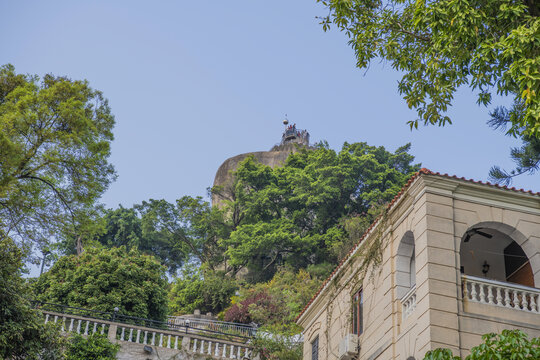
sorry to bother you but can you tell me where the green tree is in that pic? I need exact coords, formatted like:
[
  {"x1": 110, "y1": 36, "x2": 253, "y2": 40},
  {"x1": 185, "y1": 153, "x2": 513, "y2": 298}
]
[
  {"x1": 0, "y1": 237, "x2": 65, "y2": 359},
  {"x1": 317, "y1": 0, "x2": 540, "y2": 136},
  {"x1": 33, "y1": 246, "x2": 168, "y2": 321},
  {"x1": 488, "y1": 102, "x2": 540, "y2": 184},
  {"x1": 424, "y1": 329, "x2": 540, "y2": 359},
  {"x1": 0, "y1": 64, "x2": 115, "y2": 256},
  {"x1": 168, "y1": 266, "x2": 237, "y2": 315},
  {"x1": 66, "y1": 333, "x2": 119, "y2": 360},
  {"x1": 216, "y1": 142, "x2": 419, "y2": 280},
  {"x1": 317, "y1": 1, "x2": 540, "y2": 183}
]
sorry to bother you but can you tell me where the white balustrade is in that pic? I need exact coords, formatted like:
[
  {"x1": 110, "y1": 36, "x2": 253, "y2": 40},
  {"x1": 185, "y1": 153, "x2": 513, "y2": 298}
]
[
  {"x1": 462, "y1": 275, "x2": 540, "y2": 313},
  {"x1": 401, "y1": 286, "x2": 417, "y2": 320},
  {"x1": 40, "y1": 310, "x2": 253, "y2": 359}
]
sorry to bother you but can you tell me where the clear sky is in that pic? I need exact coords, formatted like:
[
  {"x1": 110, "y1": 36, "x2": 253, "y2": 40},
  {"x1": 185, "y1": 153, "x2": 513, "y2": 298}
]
[{"x1": 1, "y1": 0, "x2": 537, "y2": 210}]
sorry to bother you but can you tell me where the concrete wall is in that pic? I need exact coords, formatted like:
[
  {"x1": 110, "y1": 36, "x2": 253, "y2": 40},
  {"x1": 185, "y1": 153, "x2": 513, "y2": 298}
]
[{"x1": 297, "y1": 174, "x2": 540, "y2": 360}]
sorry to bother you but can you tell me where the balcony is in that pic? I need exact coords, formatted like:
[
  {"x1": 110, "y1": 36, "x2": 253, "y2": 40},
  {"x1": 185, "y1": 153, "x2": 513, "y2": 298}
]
[
  {"x1": 401, "y1": 286, "x2": 417, "y2": 320},
  {"x1": 462, "y1": 275, "x2": 540, "y2": 313}
]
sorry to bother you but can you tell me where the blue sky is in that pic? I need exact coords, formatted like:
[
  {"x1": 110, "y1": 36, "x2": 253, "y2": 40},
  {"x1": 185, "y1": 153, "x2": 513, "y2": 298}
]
[{"x1": 1, "y1": 0, "x2": 536, "y2": 210}]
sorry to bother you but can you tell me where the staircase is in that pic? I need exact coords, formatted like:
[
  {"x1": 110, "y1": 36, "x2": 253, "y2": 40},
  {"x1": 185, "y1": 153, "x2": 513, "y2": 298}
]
[{"x1": 37, "y1": 302, "x2": 255, "y2": 360}]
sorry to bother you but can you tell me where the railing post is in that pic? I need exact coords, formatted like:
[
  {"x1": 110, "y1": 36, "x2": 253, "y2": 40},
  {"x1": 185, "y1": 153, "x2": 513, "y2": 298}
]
[
  {"x1": 108, "y1": 324, "x2": 117, "y2": 342},
  {"x1": 181, "y1": 336, "x2": 191, "y2": 351}
]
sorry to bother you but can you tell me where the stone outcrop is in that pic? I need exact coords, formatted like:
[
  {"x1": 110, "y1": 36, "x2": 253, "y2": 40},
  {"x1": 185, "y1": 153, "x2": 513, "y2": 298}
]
[{"x1": 212, "y1": 142, "x2": 309, "y2": 206}]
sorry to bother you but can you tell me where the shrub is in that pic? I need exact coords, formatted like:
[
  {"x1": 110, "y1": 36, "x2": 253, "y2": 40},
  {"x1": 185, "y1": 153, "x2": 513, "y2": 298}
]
[
  {"x1": 66, "y1": 333, "x2": 119, "y2": 360},
  {"x1": 34, "y1": 246, "x2": 168, "y2": 321}
]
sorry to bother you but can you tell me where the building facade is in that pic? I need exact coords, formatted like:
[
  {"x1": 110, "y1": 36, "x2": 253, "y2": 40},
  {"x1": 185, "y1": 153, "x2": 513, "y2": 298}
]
[{"x1": 296, "y1": 169, "x2": 540, "y2": 360}]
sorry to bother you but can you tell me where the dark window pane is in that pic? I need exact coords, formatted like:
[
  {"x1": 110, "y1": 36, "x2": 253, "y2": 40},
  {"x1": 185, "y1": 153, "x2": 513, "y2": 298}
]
[{"x1": 311, "y1": 336, "x2": 319, "y2": 360}]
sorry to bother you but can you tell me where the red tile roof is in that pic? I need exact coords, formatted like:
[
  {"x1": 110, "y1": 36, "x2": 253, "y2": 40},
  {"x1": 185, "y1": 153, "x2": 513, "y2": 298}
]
[{"x1": 295, "y1": 168, "x2": 540, "y2": 322}]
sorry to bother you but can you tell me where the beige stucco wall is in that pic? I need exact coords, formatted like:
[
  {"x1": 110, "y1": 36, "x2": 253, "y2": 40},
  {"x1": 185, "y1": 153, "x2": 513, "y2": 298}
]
[{"x1": 298, "y1": 174, "x2": 540, "y2": 360}]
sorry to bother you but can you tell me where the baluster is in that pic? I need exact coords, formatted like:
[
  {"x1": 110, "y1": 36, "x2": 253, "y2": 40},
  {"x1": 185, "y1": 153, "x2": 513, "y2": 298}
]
[
  {"x1": 463, "y1": 279, "x2": 469, "y2": 299},
  {"x1": 208, "y1": 341, "x2": 213, "y2": 355},
  {"x1": 120, "y1": 327, "x2": 125, "y2": 341},
  {"x1": 92, "y1": 322, "x2": 97, "y2": 334},
  {"x1": 167, "y1": 335, "x2": 171, "y2": 348},
  {"x1": 68, "y1": 318, "x2": 74, "y2": 332},
  {"x1": 222, "y1": 344, "x2": 227, "y2": 358},
  {"x1": 77, "y1": 320, "x2": 81, "y2": 334},
  {"x1": 137, "y1": 329, "x2": 141, "y2": 343},
  {"x1": 229, "y1": 345, "x2": 234, "y2": 358},
  {"x1": 504, "y1": 289, "x2": 512, "y2": 308},
  {"x1": 101, "y1": 324, "x2": 105, "y2": 335},
  {"x1": 479, "y1": 284, "x2": 486, "y2": 303},
  {"x1": 215, "y1": 344, "x2": 220, "y2": 357},
  {"x1": 513, "y1": 290, "x2": 520, "y2": 309},
  {"x1": 487, "y1": 286, "x2": 494, "y2": 304},
  {"x1": 174, "y1": 336, "x2": 178, "y2": 350},
  {"x1": 200, "y1": 340, "x2": 205, "y2": 354},
  {"x1": 159, "y1": 333, "x2": 163, "y2": 347},
  {"x1": 84, "y1": 321, "x2": 89, "y2": 335},
  {"x1": 61, "y1": 317, "x2": 66, "y2": 332},
  {"x1": 238, "y1": 346, "x2": 241, "y2": 359},
  {"x1": 495, "y1": 287, "x2": 502, "y2": 306},
  {"x1": 143, "y1": 331, "x2": 148, "y2": 344},
  {"x1": 531, "y1": 294, "x2": 538, "y2": 313},
  {"x1": 54, "y1": 315, "x2": 58, "y2": 323},
  {"x1": 193, "y1": 339, "x2": 198, "y2": 352},
  {"x1": 470, "y1": 283, "x2": 477, "y2": 301},
  {"x1": 45, "y1": 314, "x2": 49, "y2": 324},
  {"x1": 521, "y1": 291, "x2": 529, "y2": 310},
  {"x1": 151, "y1": 332, "x2": 155, "y2": 346},
  {"x1": 128, "y1": 328, "x2": 133, "y2": 342}
]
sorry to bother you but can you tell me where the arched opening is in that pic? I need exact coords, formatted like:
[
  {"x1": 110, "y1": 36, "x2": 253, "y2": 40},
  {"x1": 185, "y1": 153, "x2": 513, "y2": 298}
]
[
  {"x1": 460, "y1": 227, "x2": 534, "y2": 287},
  {"x1": 396, "y1": 231, "x2": 416, "y2": 299}
]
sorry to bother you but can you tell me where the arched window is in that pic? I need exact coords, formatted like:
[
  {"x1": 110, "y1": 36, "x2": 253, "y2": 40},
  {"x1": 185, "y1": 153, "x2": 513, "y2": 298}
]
[
  {"x1": 396, "y1": 231, "x2": 416, "y2": 299},
  {"x1": 460, "y1": 227, "x2": 534, "y2": 287}
]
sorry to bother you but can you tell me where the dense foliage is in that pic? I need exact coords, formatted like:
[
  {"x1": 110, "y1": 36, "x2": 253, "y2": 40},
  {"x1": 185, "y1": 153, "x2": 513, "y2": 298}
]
[
  {"x1": 317, "y1": 0, "x2": 540, "y2": 136},
  {"x1": 66, "y1": 333, "x2": 119, "y2": 360},
  {"x1": 65, "y1": 203, "x2": 210, "y2": 275},
  {"x1": 317, "y1": 1, "x2": 540, "y2": 183},
  {"x1": 252, "y1": 325, "x2": 303, "y2": 360},
  {"x1": 0, "y1": 237, "x2": 65, "y2": 359},
  {"x1": 224, "y1": 267, "x2": 323, "y2": 325},
  {"x1": 424, "y1": 329, "x2": 540, "y2": 359},
  {"x1": 0, "y1": 64, "x2": 115, "y2": 259},
  {"x1": 168, "y1": 266, "x2": 237, "y2": 315},
  {"x1": 215, "y1": 142, "x2": 419, "y2": 281},
  {"x1": 34, "y1": 246, "x2": 168, "y2": 321}
]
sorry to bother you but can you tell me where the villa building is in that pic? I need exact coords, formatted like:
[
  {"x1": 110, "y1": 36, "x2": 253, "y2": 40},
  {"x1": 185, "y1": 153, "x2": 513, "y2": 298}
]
[{"x1": 296, "y1": 169, "x2": 540, "y2": 360}]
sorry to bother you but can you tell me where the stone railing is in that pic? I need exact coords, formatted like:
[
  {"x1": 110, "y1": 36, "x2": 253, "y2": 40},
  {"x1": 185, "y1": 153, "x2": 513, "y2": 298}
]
[
  {"x1": 44, "y1": 312, "x2": 110, "y2": 335},
  {"x1": 462, "y1": 275, "x2": 540, "y2": 313},
  {"x1": 401, "y1": 286, "x2": 417, "y2": 320},
  {"x1": 42, "y1": 310, "x2": 253, "y2": 359},
  {"x1": 168, "y1": 316, "x2": 257, "y2": 338}
]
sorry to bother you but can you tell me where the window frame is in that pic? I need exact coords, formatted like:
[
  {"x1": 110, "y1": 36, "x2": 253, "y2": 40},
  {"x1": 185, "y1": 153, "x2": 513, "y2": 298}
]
[
  {"x1": 311, "y1": 335, "x2": 319, "y2": 360},
  {"x1": 352, "y1": 288, "x2": 363, "y2": 335}
]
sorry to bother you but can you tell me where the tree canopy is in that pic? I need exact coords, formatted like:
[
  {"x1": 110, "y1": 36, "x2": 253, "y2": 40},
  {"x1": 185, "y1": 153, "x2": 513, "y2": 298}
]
[
  {"x1": 0, "y1": 237, "x2": 65, "y2": 359},
  {"x1": 213, "y1": 142, "x2": 419, "y2": 281},
  {"x1": 318, "y1": 0, "x2": 540, "y2": 136},
  {"x1": 33, "y1": 246, "x2": 168, "y2": 321},
  {"x1": 0, "y1": 64, "x2": 115, "y2": 257},
  {"x1": 317, "y1": 1, "x2": 540, "y2": 183}
]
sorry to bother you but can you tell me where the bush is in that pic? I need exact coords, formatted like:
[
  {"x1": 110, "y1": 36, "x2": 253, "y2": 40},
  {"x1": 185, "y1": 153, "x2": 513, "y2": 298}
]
[
  {"x1": 224, "y1": 267, "x2": 322, "y2": 326},
  {"x1": 34, "y1": 246, "x2": 169, "y2": 321},
  {"x1": 66, "y1": 333, "x2": 119, "y2": 360},
  {"x1": 169, "y1": 266, "x2": 237, "y2": 316},
  {"x1": 252, "y1": 325, "x2": 302, "y2": 360},
  {"x1": 424, "y1": 329, "x2": 540, "y2": 359}
]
